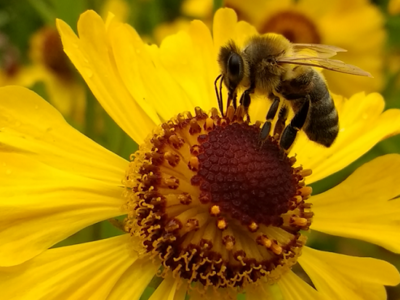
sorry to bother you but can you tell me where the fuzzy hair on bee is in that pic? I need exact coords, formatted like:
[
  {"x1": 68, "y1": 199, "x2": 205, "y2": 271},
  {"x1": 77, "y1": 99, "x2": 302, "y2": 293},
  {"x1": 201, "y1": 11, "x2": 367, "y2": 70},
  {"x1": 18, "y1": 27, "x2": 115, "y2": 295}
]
[{"x1": 215, "y1": 33, "x2": 371, "y2": 152}]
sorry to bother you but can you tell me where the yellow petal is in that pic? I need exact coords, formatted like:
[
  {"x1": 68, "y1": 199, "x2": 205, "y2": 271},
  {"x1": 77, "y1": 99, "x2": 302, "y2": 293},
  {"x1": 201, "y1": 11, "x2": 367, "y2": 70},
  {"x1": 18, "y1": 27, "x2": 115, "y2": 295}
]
[
  {"x1": 107, "y1": 20, "x2": 189, "y2": 122},
  {"x1": 56, "y1": 11, "x2": 158, "y2": 144},
  {"x1": 293, "y1": 93, "x2": 400, "y2": 184},
  {"x1": 213, "y1": 8, "x2": 239, "y2": 52},
  {"x1": 0, "y1": 152, "x2": 126, "y2": 267},
  {"x1": 213, "y1": 8, "x2": 258, "y2": 53},
  {"x1": 277, "y1": 270, "x2": 325, "y2": 300},
  {"x1": 148, "y1": 276, "x2": 186, "y2": 300},
  {"x1": 107, "y1": 256, "x2": 159, "y2": 300},
  {"x1": 0, "y1": 235, "x2": 143, "y2": 299},
  {"x1": 310, "y1": 0, "x2": 385, "y2": 96},
  {"x1": 156, "y1": 20, "x2": 219, "y2": 113},
  {"x1": 311, "y1": 154, "x2": 400, "y2": 253},
  {"x1": 0, "y1": 86, "x2": 127, "y2": 266},
  {"x1": 299, "y1": 247, "x2": 400, "y2": 299},
  {"x1": 0, "y1": 86, "x2": 127, "y2": 183}
]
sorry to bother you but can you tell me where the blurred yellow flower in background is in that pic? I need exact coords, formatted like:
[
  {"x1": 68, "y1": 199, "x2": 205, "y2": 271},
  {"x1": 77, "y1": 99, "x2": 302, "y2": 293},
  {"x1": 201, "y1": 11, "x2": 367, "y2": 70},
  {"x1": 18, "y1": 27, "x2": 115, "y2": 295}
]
[
  {"x1": 154, "y1": 0, "x2": 213, "y2": 44},
  {"x1": 0, "y1": 26, "x2": 86, "y2": 125},
  {"x1": 100, "y1": 0, "x2": 130, "y2": 22},
  {"x1": 29, "y1": 26, "x2": 86, "y2": 124},
  {"x1": 0, "y1": 8, "x2": 400, "y2": 299},
  {"x1": 389, "y1": 0, "x2": 400, "y2": 15},
  {"x1": 224, "y1": 0, "x2": 386, "y2": 97},
  {"x1": 154, "y1": 0, "x2": 386, "y2": 98}
]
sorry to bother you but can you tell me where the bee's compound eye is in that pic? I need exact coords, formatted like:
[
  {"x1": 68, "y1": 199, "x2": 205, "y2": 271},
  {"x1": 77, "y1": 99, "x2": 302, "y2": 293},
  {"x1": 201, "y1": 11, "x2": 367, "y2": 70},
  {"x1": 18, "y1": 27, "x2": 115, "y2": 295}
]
[
  {"x1": 227, "y1": 53, "x2": 242, "y2": 77},
  {"x1": 227, "y1": 52, "x2": 243, "y2": 86}
]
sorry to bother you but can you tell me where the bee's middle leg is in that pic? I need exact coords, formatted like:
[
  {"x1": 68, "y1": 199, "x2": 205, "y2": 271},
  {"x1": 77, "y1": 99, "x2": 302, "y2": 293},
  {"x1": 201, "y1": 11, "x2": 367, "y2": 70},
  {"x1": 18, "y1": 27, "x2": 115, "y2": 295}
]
[
  {"x1": 280, "y1": 96, "x2": 310, "y2": 152},
  {"x1": 273, "y1": 105, "x2": 289, "y2": 138},
  {"x1": 259, "y1": 94, "x2": 280, "y2": 143}
]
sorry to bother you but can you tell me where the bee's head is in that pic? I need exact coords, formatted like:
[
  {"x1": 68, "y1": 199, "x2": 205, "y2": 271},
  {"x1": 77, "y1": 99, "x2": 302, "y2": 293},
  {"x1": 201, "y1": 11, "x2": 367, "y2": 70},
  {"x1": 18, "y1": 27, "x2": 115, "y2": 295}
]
[{"x1": 218, "y1": 41, "x2": 245, "y2": 96}]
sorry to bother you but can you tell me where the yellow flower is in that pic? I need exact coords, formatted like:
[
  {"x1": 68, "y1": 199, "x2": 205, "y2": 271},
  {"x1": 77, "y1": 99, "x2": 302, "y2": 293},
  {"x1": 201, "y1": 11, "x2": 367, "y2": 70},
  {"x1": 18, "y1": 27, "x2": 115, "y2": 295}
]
[
  {"x1": 181, "y1": 0, "x2": 213, "y2": 18},
  {"x1": 100, "y1": 0, "x2": 130, "y2": 22},
  {"x1": 0, "y1": 26, "x2": 86, "y2": 125},
  {"x1": 225, "y1": 0, "x2": 386, "y2": 98},
  {"x1": 1, "y1": 8, "x2": 400, "y2": 299},
  {"x1": 29, "y1": 26, "x2": 86, "y2": 124},
  {"x1": 388, "y1": 0, "x2": 400, "y2": 15}
]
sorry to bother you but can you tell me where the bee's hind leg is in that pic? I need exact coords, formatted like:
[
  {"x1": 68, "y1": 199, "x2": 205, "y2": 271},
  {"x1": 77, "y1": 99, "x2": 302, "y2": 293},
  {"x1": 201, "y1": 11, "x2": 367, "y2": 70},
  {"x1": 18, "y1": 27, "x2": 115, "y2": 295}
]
[
  {"x1": 280, "y1": 96, "x2": 310, "y2": 153},
  {"x1": 259, "y1": 94, "x2": 280, "y2": 144}
]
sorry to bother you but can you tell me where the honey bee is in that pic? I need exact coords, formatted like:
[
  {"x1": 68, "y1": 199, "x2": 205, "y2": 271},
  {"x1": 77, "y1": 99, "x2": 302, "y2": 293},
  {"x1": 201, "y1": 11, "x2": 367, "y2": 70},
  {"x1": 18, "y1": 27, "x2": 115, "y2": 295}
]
[{"x1": 215, "y1": 34, "x2": 372, "y2": 152}]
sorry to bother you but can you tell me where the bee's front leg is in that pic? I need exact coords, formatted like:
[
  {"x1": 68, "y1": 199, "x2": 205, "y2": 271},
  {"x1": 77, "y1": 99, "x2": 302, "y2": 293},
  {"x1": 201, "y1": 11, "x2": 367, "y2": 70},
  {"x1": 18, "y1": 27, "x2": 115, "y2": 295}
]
[{"x1": 239, "y1": 88, "x2": 254, "y2": 122}]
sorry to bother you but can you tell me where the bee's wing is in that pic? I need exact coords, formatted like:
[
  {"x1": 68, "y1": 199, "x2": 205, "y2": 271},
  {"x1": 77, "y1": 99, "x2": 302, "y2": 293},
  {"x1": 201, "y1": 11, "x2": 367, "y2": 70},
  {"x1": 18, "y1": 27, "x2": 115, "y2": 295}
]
[
  {"x1": 278, "y1": 57, "x2": 373, "y2": 77},
  {"x1": 292, "y1": 43, "x2": 347, "y2": 58}
]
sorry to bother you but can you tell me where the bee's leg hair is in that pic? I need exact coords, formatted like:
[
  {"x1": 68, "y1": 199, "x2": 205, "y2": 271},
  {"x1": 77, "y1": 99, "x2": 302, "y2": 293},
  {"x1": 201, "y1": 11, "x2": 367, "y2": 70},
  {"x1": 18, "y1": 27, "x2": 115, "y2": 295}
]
[{"x1": 280, "y1": 96, "x2": 310, "y2": 152}]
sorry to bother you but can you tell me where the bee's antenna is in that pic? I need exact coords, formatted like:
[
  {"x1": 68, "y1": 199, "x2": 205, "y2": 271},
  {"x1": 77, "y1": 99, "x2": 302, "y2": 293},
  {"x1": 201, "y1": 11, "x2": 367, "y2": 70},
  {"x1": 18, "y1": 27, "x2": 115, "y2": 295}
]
[{"x1": 214, "y1": 74, "x2": 224, "y2": 116}]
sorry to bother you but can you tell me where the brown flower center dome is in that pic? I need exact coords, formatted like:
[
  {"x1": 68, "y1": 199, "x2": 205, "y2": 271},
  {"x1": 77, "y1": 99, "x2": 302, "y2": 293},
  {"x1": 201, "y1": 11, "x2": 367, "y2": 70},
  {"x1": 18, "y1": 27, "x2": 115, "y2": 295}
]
[
  {"x1": 226, "y1": 4, "x2": 321, "y2": 44},
  {"x1": 260, "y1": 11, "x2": 321, "y2": 44},
  {"x1": 33, "y1": 27, "x2": 73, "y2": 79},
  {"x1": 123, "y1": 107, "x2": 313, "y2": 292}
]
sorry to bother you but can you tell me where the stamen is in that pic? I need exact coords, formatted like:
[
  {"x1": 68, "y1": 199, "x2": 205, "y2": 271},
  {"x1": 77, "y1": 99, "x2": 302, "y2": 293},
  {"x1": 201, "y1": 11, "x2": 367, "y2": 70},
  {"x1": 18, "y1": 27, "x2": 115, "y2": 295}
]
[
  {"x1": 271, "y1": 242, "x2": 283, "y2": 255},
  {"x1": 178, "y1": 193, "x2": 192, "y2": 205},
  {"x1": 300, "y1": 169, "x2": 312, "y2": 177},
  {"x1": 205, "y1": 117, "x2": 215, "y2": 131},
  {"x1": 164, "y1": 151, "x2": 180, "y2": 167},
  {"x1": 248, "y1": 222, "x2": 259, "y2": 232},
  {"x1": 188, "y1": 156, "x2": 199, "y2": 171},
  {"x1": 299, "y1": 186, "x2": 313, "y2": 197},
  {"x1": 217, "y1": 218, "x2": 228, "y2": 230},
  {"x1": 210, "y1": 205, "x2": 221, "y2": 216}
]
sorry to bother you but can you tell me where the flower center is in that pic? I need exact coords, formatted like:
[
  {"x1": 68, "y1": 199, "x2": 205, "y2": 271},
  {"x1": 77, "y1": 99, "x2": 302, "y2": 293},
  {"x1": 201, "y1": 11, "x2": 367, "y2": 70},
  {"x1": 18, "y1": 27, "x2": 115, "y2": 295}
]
[
  {"x1": 36, "y1": 27, "x2": 72, "y2": 79},
  {"x1": 259, "y1": 10, "x2": 321, "y2": 44},
  {"x1": 123, "y1": 107, "x2": 313, "y2": 291}
]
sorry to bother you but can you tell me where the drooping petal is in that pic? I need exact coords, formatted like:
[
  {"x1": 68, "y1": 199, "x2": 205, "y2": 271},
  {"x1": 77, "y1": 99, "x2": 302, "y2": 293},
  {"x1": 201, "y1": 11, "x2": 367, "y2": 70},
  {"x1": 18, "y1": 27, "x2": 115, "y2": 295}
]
[
  {"x1": 0, "y1": 86, "x2": 127, "y2": 266},
  {"x1": 0, "y1": 235, "x2": 144, "y2": 299},
  {"x1": 277, "y1": 270, "x2": 324, "y2": 300},
  {"x1": 293, "y1": 93, "x2": 400, "y2": 184},
  {"x1": 299, "y1": 247, "x2": 400, "y2": 300},
  {"x1": 0, "y1": 153, "x2": 125, "y2": 267},
  {"x1": 57, "y1": 11, "x2": 159, "y2": 144},
  {"x1": 311, "y1": 154, "x2": 400, "y2": 253}
]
